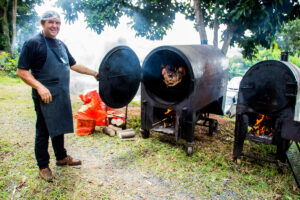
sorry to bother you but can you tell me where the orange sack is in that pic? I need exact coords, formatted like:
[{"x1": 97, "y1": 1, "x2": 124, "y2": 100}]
[
  {"x1": 75, "y1": 115, "x2": 96, "y2": 136},
  {"x1": 75, "y1": 90, "x2": 114, "y2": 135}
]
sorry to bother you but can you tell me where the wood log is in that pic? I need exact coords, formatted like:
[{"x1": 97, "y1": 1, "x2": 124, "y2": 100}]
[
  {"x1": 116, "y1": 128, "x2": 134, "y2": 134},
  {"x1": 117, "y1": 129, "x2": 135, "y2": 139},
  {"x1": 103, "y1": 127, "x2": 115, "y2": 137},
  {"x1": 95, "y1": 126, "x2": 102, "y2": 132},
  {"x1": 108, "y1": 125, "x2": 122, "y2": 132},
  {"x1": 111, "y1": 118, "x2": 125, "y2": 127}
]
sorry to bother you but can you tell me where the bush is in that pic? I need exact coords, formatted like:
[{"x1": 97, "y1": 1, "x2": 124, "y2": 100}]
[{"x1": 0, "y1": 51, "x2": 19, "y2": 78}]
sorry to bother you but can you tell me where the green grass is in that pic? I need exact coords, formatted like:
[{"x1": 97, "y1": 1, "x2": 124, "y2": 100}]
[
  {"x1": 0, "y1": 75, "x2": 299, "y2": 199},
  {"x1": 0, "y1": 73, "x2": 23, "y2": 85}
]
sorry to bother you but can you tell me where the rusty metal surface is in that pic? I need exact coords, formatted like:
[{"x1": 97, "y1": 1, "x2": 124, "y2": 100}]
[
  {"x1": 99, "y1": 45, "x2": 229, "y2": 153},
  {"x1": 142, "y1": 45, "x2": 229, "y2": 113}
]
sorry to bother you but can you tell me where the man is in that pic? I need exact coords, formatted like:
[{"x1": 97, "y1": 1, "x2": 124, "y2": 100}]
[{"x1": 17, "y1": 10, "x2": 98, "y2": 182}]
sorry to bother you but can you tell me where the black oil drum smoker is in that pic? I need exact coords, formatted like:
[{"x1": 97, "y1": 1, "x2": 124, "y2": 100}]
[
  {"x1": 233, "y1": 53, "x2": 300, "y2": 186},
  {"x1": 98, "y1": 45, "x2": 229, "y2": 154}
]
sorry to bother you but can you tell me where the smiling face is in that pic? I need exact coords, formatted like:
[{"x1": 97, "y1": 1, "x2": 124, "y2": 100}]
[{"x1": 41, "y1": 18, "x2": 61, "y2": 39}]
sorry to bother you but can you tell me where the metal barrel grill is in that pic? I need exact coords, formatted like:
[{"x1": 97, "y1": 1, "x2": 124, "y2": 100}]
[
  {"x1": 233, "y1": 54, "x2": 300, "y2": 187},
  {"x1": 98, "y1": 45, "x2": 229, "y2": 154}
]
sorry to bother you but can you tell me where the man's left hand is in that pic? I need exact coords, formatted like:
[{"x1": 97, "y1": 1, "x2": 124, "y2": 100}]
[{"x1": 93, "y1": 71, "x2": 99, "y2": 81}]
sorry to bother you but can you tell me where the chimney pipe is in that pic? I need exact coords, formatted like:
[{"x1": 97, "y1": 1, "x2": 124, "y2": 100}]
[{"x1": 281, "y1": 52, "x2": 289, "y2": 61}]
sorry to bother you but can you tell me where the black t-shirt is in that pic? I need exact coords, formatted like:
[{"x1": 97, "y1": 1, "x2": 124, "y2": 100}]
[{"x1": 18, "y1": 33, "x2": 76, "y2": 70}]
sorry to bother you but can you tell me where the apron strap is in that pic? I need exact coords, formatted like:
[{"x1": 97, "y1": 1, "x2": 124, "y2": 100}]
[{"x1": 42, "y1": 32, "x2": 67, "y2": 64}]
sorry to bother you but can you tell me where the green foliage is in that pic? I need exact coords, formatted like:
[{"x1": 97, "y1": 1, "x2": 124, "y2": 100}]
[
  {"x1": 276, "y1": 19, "x2": 300, "y2": 56},
  {"x1": 0, "y1": 0, "x2": 43, "y2": 51},
  {"x1": 57, "y1": 0, "x2": 299, "y2": 58},
  {"x1": 245, "y1": 43, "x2": 300, "y2": 67},
  {"x1": 15, "y1": 0, "x2": 43, "y2": 50},
  {"x1": 178, "y1": 0, "x2": 299, "y2": 58},
  {"x1": 289, "y1": 54, "x2": 300, "y2": 67},
  {"x1": 0, "y1": 51, "x2": 19, "y2": 78},
  {"x1": 57, "y1": 0, "x2": 177, "y2": 40},
  {"x1": 228, "y1": 56, "x2": 249, "y2": 80},
  {"x1": 229, "y1": 44, "x2": 300, "y2": 80},
  {"x1": 245, "y1": 44, "x2": 282, "y2": 67},
  {"x1": 229, "y1": 0, "x2": 299, "y2": 59}
]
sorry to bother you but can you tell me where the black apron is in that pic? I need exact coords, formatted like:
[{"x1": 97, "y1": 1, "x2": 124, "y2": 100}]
[{"x1": 32, "y1": 34, "x2": 74, "y2": 138}]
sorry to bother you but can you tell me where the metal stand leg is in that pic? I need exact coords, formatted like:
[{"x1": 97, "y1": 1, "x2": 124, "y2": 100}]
[{"x1": 233, "y1": 114, "x2": 249, "y2": 160}]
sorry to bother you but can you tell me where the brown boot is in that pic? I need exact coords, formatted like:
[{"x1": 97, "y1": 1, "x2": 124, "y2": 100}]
[
  {"x1": 39, "y1": 167, "x2": 53, "y2": 182},
  {"x1": 56, "y1": 155, "x2": 82, "y2": 166}
]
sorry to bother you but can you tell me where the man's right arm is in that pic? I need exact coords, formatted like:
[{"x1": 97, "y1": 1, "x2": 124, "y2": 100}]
[{"x1": 17, "y1": 68, "x2": 52, "y2": 104}]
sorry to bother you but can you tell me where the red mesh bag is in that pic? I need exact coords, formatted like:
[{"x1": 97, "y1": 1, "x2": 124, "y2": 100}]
[
  {"x1": 78, "y1": 90, "x2": 114, "y2": 111},
  {"x1": 74, "y1": 115, "x2": 96, "y2": 136}
]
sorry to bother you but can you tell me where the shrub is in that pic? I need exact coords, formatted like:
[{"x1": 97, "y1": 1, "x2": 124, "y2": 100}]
[{"x1": 0, "y1": 51, "x2": 19, "y2": 78}]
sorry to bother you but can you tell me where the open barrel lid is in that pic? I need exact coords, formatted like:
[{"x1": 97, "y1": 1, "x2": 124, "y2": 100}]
[{"x1": 98, "y1": 46, "x2": 141, "y2": 108}]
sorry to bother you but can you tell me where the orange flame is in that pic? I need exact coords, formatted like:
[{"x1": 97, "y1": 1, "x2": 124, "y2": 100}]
[
  {"x1": 251, "y1": 113, "x2": 272, "y2": 136},
  {"x1": 164, "y1": 109, "x2": 176, "y2": 119},
  {"x1": 164, "y1": 109, "x2": 172, "y2": 115}
]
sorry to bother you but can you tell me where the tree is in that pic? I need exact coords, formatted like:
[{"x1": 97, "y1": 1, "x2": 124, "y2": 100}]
[
  {"x1": 178, "y1": 0, "x2": 299, "y2": 58},
  {"x1": 0, "y1": 0, "x2": 43, "y2": 53},
  {"x1": 228, "y1": 43, "x2": 300, "y2": 81},
  {"x1": 57, "y1": 0, "x2": 177, "y2": 40},
  {"x1": 228, "y1": 56, "x2": 248, "y2": 80},
  {"x1": 275, "y1": 19, "x2": 300, "y2": 56},
  {"x1": 57, "y1": 0, "x2": 299, "y2": 58}
]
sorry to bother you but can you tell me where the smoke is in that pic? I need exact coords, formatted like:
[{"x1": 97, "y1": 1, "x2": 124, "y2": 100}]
[
  {"x1": 69, "y1": 37, "x2": 129, "y2": 95},
  {"x1": 16, "y1": 13, "x2": 41, "y2": 51}
]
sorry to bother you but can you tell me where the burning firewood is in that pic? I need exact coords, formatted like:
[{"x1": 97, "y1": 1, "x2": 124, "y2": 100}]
[{"x1": 251, "y1": 113, "x2": 273, "y2": 136}]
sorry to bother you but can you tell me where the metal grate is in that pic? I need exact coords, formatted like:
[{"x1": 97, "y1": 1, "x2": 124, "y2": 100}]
[{"x1": 286, "y1": 142, "x2": 300, "y2": 188}]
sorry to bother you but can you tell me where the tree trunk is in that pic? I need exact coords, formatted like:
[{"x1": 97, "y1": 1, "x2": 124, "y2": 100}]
[
  {"x1": 193, "y1": 0, "x2": 207, "y2": 45},
  {"x1": 1, "y1": 0, "x2": 11, "y2": 52},
  {"x1": 213, "y1": 15, "x2": 219, "y2": 47},
  {"x1": 221, "y1": 25, "x2": 236, "y2": 55},
  {"x1": 11, "y1": 0, "x2": 17, "y2": 54}
]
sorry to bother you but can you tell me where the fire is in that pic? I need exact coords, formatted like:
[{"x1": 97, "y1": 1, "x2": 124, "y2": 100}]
[
  {"x1": 164, "y1": 109, "x2": 176, "y2": 119},
  {"x1": 251, "y1": 113, "x2": 272, "y2": 136},
  {"x1": 164, "y1": 109, "x2": 172, "y2": 115}
]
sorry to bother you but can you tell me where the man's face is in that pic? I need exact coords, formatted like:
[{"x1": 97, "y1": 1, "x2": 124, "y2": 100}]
[{"x1": 41, "y1": 18, "x2": 61, "y2": 39}]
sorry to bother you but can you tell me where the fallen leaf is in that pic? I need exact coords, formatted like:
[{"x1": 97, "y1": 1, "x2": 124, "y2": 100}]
[
  {"x1": 16, "y1": 177, "x2": 26, "y2": 189},
  {"x1": 88, "y1": 180, "x2": 96, "y2": 184},
  {"x1": 98, "y1": 182, "x2": 104, "y2": 187}
]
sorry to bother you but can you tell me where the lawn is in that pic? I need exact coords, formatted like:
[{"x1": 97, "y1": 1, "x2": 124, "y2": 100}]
[{"x1": 0, "y1": 74, "x2": 299, "y2": 199}]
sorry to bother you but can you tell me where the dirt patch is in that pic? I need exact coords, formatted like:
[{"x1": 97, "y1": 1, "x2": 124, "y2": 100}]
[
  {"x1": 66, "y1": 145, "x2": 196, "y2": 200},
  {"x1": 63, "y1": 107, "x2": 236, "y2": 199},
  {"x1": 114, "y1": 106, "x2": 141, "y2": 117}
]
